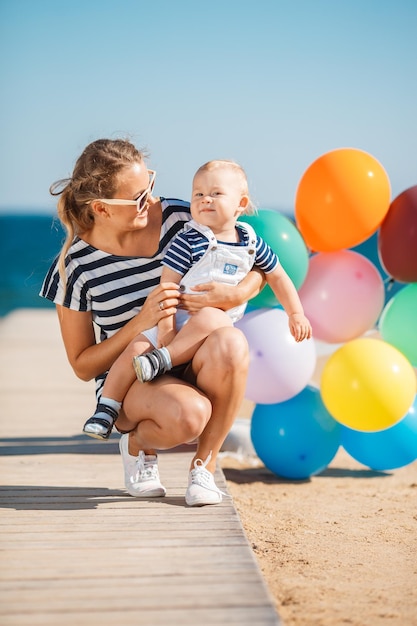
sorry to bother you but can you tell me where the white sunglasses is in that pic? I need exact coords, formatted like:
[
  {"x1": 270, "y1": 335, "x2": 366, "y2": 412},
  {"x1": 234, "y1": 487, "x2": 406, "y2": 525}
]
[{"x1": 95, "y1": 170, "x2": 156, "y2": 213}]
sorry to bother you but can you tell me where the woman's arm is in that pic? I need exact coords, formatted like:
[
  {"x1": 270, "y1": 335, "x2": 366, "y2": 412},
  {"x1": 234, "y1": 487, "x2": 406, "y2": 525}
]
[
  {"x1": 56, "y1": 281, "x2": 181, "y2": 381},
  {"x1": 179, "y1": 267, "x2": 265, "y2": 314}
]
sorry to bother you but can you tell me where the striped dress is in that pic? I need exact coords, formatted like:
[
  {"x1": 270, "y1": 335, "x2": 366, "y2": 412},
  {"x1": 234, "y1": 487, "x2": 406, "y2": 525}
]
[{"x1": 40, "y1": 198, "x2": 191, "y2": 394}]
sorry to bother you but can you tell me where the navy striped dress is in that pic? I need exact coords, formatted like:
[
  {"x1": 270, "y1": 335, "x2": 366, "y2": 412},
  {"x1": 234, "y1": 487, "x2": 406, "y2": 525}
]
[{"x1": 40, "y1": 198, "x2": 191, "y2": 394}]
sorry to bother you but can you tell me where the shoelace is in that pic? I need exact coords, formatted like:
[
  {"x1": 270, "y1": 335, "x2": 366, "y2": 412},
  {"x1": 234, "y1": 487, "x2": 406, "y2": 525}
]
[
  {"x1": 190, "y1": 451, "x2": 228, "y2": 497},
  {"x1": 134, "y1": 454, "x2": 160, "y2": 482}
]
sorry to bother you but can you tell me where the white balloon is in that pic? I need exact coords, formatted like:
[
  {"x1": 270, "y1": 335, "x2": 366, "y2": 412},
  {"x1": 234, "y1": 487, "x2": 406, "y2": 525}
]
[{"x1": 236, "y1": 308, "x2": 317, "y2": 404}]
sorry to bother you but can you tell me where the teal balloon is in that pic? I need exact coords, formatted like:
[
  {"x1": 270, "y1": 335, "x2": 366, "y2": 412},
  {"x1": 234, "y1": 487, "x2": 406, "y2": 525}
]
[
  {"x1": 239, "y1": 210, "x2": 309, "y2": 308},
  {"x1": 250, "y1": 386, "x2": 341, "y2": 480},
  {"x1": 341, "y1": 396, "x2": 417, "y2": 470},
  {"x1": 379, "y1": 283, "x2": 417, "y2": 366}
]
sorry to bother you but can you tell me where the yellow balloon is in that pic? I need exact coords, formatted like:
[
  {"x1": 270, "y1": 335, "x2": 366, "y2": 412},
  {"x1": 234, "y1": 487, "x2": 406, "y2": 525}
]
[{"x1": 320, "y1": 338, "x2": 416, "y2": 431}]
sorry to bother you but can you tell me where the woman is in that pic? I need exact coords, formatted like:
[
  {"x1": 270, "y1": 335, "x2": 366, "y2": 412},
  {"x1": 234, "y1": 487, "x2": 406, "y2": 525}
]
[{"x1": 41, "y1": 138, "x2": 263, "y2": 506}]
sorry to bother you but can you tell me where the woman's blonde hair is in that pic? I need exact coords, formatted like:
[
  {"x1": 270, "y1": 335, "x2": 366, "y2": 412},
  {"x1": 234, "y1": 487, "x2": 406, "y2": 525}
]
[
  {"x1": 50, "y1": 138, "x2": 146, "y2": 284},
  {"x1": 194, "y1": 159, "x2": 257, "y2": 215}
]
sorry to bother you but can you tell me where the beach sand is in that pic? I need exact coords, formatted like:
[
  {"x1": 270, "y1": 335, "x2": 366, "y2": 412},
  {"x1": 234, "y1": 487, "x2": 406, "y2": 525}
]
[
  {"x1": 2, "y1": 309, "x2": 416, "y2": 625},
  {"x1": 220, "y1": 442, "x2": 417, "y2": 626}
]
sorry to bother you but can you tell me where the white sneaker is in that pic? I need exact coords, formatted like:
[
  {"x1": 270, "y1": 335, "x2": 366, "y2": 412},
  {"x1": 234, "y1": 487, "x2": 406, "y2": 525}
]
[
  {"x1": 119, "y1": 434, "x2": 166, "y2": 498},
  {"x1": 185, "y1": 452, "x2": 227, "y2": 507}
]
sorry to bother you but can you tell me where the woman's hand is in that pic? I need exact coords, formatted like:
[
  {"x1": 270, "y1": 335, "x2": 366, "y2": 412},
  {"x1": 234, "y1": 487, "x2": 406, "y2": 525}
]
[
  {"x1": 179, "y1": 282, "x2": 234, "y2": 313},
  {"x1": 180, "y1": 269, "x2": 265, "y2": 314},
  {"x1": 140, "y1": 282, "x2": 180, "y2": 327}
]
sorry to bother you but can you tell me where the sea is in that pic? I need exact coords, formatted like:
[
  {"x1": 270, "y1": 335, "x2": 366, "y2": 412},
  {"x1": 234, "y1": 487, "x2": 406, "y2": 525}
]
[
  {"x1": 0, "y1": 213, "x2": 65, "y2": 317},
  {"x1": 0, "y1": 212, "x2": 403, "y2": 319}
]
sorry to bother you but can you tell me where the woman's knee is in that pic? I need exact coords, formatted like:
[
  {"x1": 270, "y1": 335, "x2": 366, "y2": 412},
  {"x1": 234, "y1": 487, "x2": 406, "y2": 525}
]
[
  {"x1": 171, "y1": 392, "x2": 211, "y2": 440},
  {"x1": 205, "y1": 326, "x2": 249, "y2": 368},
  {"x1": 191, "y1": 327, "x2": 249, "y2": 384},
  {"x1": 122, "y1": 381, "x2": 211, "y2": 442}
]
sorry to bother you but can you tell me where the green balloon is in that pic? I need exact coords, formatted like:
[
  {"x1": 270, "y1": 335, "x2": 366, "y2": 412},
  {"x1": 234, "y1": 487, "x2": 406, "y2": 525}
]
[
  {"x1": 379, "y1": 283, "x2": 417, "y2": 366},
  {"x1": 239, "y1": 210, "x2": 309, "y2": 308}
]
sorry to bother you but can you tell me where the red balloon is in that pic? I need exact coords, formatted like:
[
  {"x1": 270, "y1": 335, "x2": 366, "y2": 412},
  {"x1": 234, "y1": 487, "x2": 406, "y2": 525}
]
[{"x1": 378, "y1": 185, "x2": 417, "y2": 282}]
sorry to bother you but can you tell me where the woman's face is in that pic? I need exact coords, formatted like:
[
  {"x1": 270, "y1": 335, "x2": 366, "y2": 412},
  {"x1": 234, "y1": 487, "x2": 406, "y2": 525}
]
[{"x1": 107, "y1": 162, "x2": 155, "y2": 229}]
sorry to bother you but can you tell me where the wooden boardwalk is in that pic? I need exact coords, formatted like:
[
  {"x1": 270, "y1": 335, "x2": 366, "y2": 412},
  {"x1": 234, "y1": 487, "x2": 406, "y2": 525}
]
[{"x1": 0, "y1": 310, "x2": 281, "y2": 625}]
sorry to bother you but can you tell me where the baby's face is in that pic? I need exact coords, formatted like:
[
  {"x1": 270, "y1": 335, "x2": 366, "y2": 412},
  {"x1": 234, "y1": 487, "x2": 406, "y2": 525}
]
[{"x1": 190, "y1": 168, "x2": 248, "y2": 232}]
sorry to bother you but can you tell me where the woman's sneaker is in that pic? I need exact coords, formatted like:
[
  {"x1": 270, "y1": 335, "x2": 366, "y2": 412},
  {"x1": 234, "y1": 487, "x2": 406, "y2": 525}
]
[
  {"x1": 119, "y1": 434, "x2": 166, "y2": 498},
  {"x1": 185, "y1": 452, "x2": 227, "y2": 507}
]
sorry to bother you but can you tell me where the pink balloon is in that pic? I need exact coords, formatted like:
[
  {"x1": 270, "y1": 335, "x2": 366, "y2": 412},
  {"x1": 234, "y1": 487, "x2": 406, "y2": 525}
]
[
  {"x1": 236, "y1": 308, "x2": 316, "y2": 404},
  {"x1": 299, "y1": 250, "x2": 385, "y2": 343}
]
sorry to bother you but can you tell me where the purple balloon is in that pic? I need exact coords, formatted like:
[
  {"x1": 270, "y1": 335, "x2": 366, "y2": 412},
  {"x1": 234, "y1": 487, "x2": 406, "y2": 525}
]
[{"x1": 236, "y1": 308, "x2": 316, "y2": 404}]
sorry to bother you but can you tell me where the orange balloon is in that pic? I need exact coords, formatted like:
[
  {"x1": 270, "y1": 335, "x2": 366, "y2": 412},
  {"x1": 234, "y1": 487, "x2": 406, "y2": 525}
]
[{"x1": 295, "y1": 148, "x2": 391, "y2": 252}]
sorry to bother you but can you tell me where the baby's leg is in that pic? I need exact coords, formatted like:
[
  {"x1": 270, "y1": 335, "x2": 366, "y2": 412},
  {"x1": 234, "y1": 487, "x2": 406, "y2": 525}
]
[
  {"x1": 104, "y1": 334, "x2": 153, "y2": 401},
  {"x1": 168, "y1": 307, "x2": 232, "y2": 366},
  {"x1": 83, "y1": 333, "x2": 153, "y2": 439},
  {"x1": 134, "y1": 308, "x2": 232, "y2": 383}
]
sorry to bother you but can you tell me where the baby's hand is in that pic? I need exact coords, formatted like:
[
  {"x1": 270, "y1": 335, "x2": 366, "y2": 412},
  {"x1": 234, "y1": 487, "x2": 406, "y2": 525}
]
[{"x1": 289, "y1": 313, "x2": 312, "y2": 342}]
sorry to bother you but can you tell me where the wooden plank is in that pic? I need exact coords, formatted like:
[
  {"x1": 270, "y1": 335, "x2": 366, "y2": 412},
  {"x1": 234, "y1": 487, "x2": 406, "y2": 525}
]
[
  {"x1": 0, "y1": 607, "x2": 279, "y2": 626},
  {"x1": 0, "y1": 310, "x2": 281, "y2": 625}
]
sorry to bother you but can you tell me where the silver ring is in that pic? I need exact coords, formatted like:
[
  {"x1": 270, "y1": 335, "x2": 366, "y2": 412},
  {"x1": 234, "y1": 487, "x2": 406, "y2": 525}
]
[{"x1": 159, "y1": 301, "x2": 164, "y2": 311}]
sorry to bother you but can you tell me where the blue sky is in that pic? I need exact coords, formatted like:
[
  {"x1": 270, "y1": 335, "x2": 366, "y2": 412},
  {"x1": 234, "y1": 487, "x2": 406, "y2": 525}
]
[{"x1": 1, "y1": 0, "x2": 416, "y2": 214}]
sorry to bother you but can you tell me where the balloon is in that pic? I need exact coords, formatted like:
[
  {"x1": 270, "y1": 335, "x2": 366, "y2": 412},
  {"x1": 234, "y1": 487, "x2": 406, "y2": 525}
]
[
  {"x1": 239, "y1": 210, "x2": 309, "y2": 308},
  {"x1": 295, "y1": 148, "x2": 391, "y2": 252},
  {"x1": 250, "y1": 386, "x2": 341, "y2": 479},
  {"x1": 341, "y1": 396, "x2": 417, "y2": 470},
  {"x1": 299, "y1": 250, "x2": 385, "y2": 343},
  {"x1": 378, "y1": 185, "x2": 417, "y2": 283},
  {"x1": 236, "y1": 308, "x2": 316, "y2": 404},
  {"x1": 379, "y1": 284, "x2": 417, "y2": 366},
  {"x1": 320, "y1": 338, "x2": 416, "y2": 431}
]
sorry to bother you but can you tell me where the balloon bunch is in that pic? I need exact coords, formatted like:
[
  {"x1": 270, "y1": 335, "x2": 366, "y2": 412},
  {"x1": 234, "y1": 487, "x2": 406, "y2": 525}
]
[{"x1": 237, "y1": 148, "x2": 417, "y2": 479}]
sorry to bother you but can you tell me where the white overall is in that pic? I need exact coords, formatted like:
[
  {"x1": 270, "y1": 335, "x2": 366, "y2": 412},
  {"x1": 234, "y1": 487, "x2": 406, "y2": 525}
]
[{"x1": 142, "y1": 220, "x2": 257, "y2": 347}]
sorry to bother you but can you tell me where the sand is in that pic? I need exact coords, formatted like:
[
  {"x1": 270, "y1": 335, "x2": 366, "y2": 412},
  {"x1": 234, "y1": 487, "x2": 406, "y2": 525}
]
[{"x1": 220, "y1": 437, "x2": 417, "y2": 626}]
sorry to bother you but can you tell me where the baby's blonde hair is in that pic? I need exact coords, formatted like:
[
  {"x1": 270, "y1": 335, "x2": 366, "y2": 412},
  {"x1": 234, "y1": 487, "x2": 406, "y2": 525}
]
[{"x1": 194, "y1": 160, "x2": 257, "y2": 215}]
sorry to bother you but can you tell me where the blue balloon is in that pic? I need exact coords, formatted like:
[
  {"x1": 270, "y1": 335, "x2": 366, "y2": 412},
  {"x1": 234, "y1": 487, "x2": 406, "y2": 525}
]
[
  {"x1": 341, "y1": 396, "x2": 417, "y2": 470},
  {"x1": 251, "y1": 386, "x2": 341, "y2": 480}
]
